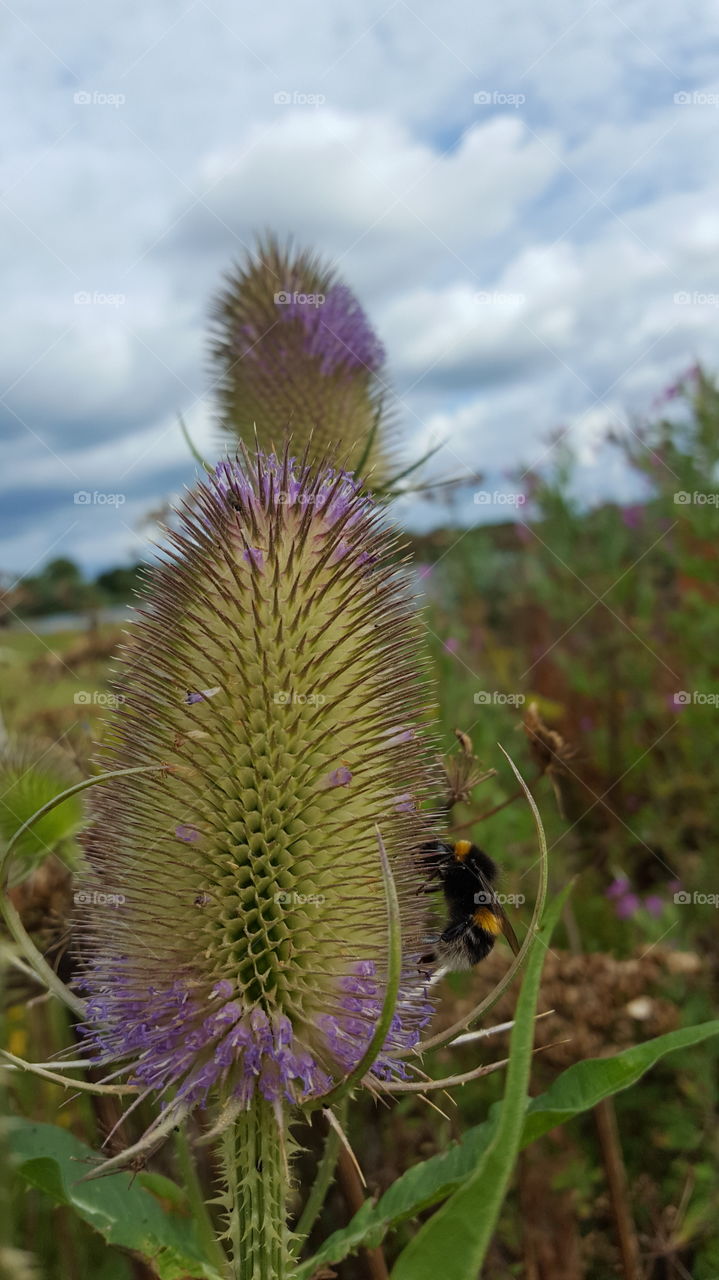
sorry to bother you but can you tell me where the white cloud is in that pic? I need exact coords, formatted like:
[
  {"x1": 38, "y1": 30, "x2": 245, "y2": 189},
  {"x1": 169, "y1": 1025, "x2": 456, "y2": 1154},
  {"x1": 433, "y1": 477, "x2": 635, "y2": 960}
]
[{"x1": 1, "y1": 0, "x2": 718, "y2": 571}]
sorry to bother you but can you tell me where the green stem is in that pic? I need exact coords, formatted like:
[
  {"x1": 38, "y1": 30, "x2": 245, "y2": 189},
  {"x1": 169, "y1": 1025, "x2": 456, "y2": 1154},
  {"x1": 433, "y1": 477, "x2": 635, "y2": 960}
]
[
  {"x1": 175, "y1": 1126, "x2": 228, "y2": 1275},
  {"x1": 294, "y1": 1103, "x2": 345, "y2": 1244},
  {"x1": 221, "y1": 1097, "x2": 293, "y2": 1279}
]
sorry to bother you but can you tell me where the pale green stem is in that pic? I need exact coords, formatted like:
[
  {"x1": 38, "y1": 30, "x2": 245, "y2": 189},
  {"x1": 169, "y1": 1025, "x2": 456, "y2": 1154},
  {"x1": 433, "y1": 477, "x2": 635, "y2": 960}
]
[
  {"x1": 293, "y1": 1102, "x2": 345, "y2": 1245},
  {"x1": 221, "y1": 1097, "x2": 293, "y2": 1280}
]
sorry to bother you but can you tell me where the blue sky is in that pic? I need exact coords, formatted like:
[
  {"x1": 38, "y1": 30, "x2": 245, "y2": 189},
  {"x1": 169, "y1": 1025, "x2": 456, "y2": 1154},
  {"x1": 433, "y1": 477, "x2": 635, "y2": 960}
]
[{"x1": 2, "y1": 0, "x2": 718, "y2": 575}]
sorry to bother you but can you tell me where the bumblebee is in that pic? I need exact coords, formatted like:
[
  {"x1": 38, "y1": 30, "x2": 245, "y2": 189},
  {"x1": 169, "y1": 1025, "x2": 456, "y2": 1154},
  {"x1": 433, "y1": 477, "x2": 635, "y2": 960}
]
[{"x1": 417, "y1": 839, "x2": 520, "y2": 970}]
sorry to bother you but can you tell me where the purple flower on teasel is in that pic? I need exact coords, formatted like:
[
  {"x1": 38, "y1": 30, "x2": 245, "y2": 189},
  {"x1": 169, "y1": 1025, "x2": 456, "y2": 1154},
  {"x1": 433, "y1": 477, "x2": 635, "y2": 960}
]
[{"x1": 75, "y1": 448, "x2": 441, "y2": 1116}]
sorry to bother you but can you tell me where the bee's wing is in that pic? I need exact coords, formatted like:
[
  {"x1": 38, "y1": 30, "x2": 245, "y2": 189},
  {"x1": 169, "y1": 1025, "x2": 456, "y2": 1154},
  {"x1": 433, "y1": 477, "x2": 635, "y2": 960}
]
[{"x1": 471, "y1": 866, "x2": 521, "y2": 956}]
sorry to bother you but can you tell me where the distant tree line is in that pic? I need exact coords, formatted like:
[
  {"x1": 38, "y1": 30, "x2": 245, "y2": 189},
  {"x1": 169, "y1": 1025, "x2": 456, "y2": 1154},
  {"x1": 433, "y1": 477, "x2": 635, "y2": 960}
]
[{"x1": 0, "y1": 557, "x2": 143, "y2": 624}]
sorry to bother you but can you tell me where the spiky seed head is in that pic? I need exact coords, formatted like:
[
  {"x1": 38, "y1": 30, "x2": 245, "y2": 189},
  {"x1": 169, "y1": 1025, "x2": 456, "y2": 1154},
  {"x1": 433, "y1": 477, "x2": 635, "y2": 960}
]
[
  {"x1": 75, "y1": 450, "x2": 439, "y2": 1110},
  {"x1": 209, "y1": 236, "x2": 394, "y2": 479}
]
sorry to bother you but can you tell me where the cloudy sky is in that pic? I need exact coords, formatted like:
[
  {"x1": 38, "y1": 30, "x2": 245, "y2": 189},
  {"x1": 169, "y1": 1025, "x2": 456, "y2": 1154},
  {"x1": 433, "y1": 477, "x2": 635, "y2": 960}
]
[{"x1": 2, "y1": 0, "x2": 718, "y2": 576}]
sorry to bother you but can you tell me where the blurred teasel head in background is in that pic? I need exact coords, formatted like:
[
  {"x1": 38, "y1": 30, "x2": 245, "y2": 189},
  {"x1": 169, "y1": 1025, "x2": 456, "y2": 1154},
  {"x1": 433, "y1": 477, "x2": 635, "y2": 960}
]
[
  {"x1": 209, "y1": 236, "x2": 394, "y2": 481},
  {"x1": 74, "y1": 448, "x2": 440, "y2": 1120}
]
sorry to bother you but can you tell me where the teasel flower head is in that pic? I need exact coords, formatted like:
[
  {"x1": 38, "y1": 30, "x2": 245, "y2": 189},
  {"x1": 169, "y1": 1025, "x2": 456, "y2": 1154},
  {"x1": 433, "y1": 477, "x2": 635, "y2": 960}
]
[
  {"x1": 209, "y1": 236, "x2": 394, "y2": 480},
  {"x1": 74, "y1": 448, "x2": 440, "y2": 1128}
]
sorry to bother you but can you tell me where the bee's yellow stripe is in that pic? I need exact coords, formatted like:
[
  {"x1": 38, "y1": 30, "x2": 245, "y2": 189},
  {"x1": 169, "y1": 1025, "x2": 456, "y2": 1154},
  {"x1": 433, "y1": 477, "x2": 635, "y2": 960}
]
[
  {"x1": 472, "y1": 907, "x2": 502, "y2": 935},
  {"x1": 454, "y1": 840, "x2": 472, "y2": 861}
]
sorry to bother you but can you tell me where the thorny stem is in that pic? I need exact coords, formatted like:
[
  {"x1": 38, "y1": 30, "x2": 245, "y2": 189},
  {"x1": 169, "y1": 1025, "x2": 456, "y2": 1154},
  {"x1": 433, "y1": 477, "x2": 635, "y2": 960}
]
[
  {"x1": 222, "y1": 1097, "x2": 293, "y2": 1280},
  {"x1": 294, "y1": 1104, "x2": 345, "y2": 1245}
]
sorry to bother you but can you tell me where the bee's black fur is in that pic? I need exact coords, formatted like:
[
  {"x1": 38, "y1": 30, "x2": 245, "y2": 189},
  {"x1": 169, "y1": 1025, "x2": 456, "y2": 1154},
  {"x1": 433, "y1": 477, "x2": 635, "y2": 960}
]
[{"x1": 417, "y1": 839, "x2": 512, "y2": 971}]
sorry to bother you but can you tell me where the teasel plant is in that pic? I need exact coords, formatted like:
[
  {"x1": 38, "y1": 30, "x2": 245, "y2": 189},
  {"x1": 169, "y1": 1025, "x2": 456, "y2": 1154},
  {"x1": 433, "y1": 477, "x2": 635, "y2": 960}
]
[
  {"x1": 201, "y1": 235, "x2": 454, "y2": 500},
  {"x1": 0, "y1": 448, "x2": 552, "y2": 1279}
]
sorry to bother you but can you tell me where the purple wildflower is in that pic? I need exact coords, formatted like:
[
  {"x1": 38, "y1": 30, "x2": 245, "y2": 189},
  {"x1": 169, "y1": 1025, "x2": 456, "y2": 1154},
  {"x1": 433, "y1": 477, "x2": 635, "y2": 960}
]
[
  {"x1": 209, "y1": 236, "x2": 394, "y2": 477},
  {"x1": 281, "y1": 284, "x2": 385, "y2": 376},
  {"x1": 620, "y1": 503, "x2": 644, "y2": 529},
  {"x1": 643, "y1": 894, "x2": 665, "y2": 917},
  {"x1": 325, "y1": 766, "x2": 352, "y2": 788},
  {"x1": 175, "y1": 825, "x2": 200, "y2": 843},
  {"x1": 615, "y1": 892, "x2": 641, "y2": 920},
  {"x1": 75, "y1": 448, "x2": 441, "y2": 1115}
]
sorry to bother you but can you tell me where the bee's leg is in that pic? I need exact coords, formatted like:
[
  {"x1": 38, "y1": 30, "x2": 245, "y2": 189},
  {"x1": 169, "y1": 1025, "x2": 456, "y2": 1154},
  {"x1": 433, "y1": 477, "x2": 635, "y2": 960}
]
[
  {"x1": 418, "y1": 949, "x2": 436, "y2": 970},
  {"x1": 416, "y1": 880, "x2": 444, "y2": 895}
]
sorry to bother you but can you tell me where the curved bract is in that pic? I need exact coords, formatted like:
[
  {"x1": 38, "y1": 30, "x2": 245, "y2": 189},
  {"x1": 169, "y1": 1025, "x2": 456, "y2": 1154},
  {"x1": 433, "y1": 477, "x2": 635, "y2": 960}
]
[
  {"x1": 75, "y1": 449, "x2": 440, "y2": 1113},
  {"x1": 0, "y1": 737, "x2": 83, "y2": 886},
  {"x1": 209, "y1": 237, "x2": 394, "y2": 480}
]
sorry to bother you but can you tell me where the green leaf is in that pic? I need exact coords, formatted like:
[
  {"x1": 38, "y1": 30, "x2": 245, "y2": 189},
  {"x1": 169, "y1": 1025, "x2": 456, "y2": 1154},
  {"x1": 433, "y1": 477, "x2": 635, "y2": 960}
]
[
  {"x1": 8, "y1": 1121, "x2": 225, "y2": 1280},
  {"x1": 390, "y1": 885, "x2": 568, "y2": 1280},
  {"x1": 520, "y1": 1017, "x2": 719, "y2": 1146},
  {"x1": 0, "y1": 741, "x2": 84, "y2": 882},
  {"x1": 299, "y1": 1019, "x2": 719, "y2": 1277}
]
